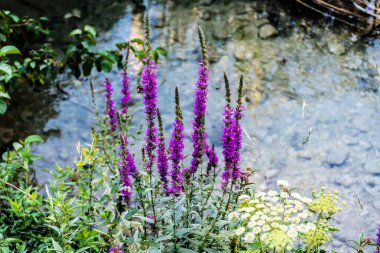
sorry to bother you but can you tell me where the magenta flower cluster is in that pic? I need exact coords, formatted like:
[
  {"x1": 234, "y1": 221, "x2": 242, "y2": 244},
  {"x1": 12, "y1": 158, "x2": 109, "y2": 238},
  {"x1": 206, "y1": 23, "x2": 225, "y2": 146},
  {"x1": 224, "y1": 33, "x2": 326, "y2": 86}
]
[
  {"x1": 119, "y1": 135, "x2": 138, "y2": 204},
  {"x1": 221, "y1": 76, "x2": 244, "y2": 189},
  {"x1": 141, "y1": 58, "x2": 158, "y2": 173},
  {"x1": 120, "y1": 71, "x2": 132, "y2": 114},
  {"x1": 168, "y1": 88, "x2": 185, "y2": 195},
  {"x1": 157, "y1": 111, "x2": 169, "y2": 192},
  {"x1": 189, "y1": 60, "x2": 209, "y2": 175},
  {"x1": 221, "y1": 106, "x2": 237, "y2": 189},
  {"x1": 104, "y1": 79, "x2": 118, "y2": 131}
]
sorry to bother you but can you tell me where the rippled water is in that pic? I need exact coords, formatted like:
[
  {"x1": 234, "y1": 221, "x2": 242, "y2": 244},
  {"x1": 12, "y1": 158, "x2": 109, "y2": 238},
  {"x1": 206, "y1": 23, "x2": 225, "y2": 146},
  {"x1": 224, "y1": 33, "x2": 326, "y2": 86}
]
[{"x1": 1, "y1": 0, "x2": 380, "y2": 250}]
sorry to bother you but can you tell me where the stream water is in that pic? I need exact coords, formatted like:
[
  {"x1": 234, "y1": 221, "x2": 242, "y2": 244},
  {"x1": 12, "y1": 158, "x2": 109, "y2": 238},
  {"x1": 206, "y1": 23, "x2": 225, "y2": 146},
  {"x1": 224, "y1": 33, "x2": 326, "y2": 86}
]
[{"x1": 1, "y1": 0, "x2": 380, "y2": 250}]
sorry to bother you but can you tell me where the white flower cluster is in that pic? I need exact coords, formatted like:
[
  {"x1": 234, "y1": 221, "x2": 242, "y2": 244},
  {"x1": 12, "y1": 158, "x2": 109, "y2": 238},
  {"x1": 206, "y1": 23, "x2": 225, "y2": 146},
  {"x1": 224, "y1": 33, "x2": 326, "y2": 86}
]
[{"x1": 229, "y1": 180, "x2": 317, "y2": 252}]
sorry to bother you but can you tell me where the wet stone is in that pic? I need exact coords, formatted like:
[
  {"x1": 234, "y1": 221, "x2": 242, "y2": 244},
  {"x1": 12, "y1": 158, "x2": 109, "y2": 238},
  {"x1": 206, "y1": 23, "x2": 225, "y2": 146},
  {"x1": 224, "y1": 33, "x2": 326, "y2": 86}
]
[
  {"x1": 327, "y1": 36, "x2": 346, "y2": 55},
  {"x1": 233, "y1": 44, "x2": 253, "y2": 61},
  {"x1": 364, "y1": 160, "x2": 379, "y2": 175},
  {"x1": 258, "y1": 23, "x2": 278, "y2": 39},
  {"x1": 212, "y1": 24, "x2": 233, "y2": 40},
  {"x1": 333, "y1": 174, "x2": 357, "y2": 188},
  {"x1": 324, "y1": 147, "x2": 349, "y2": 167},
  {"x1": 373, "y1": 200, "x2": 380, "y2": 210}
]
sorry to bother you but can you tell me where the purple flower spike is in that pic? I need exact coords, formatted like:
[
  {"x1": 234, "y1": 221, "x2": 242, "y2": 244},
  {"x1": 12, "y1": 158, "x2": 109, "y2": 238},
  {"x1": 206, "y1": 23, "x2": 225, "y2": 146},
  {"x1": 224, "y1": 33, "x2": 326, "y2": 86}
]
[
  {"x1": 189, "y1": 27, "x2": 209, "y2": 176},
  {"x1": 104, "y1": 78, "x2": 117, "y2": 131},
  {"x1": 232, "y1": 77, "x2": 245, "y2": 181},
  {"x1": 157, "y1": 110, "x2": 169, "y2": 192},
  {"x1": 120, "y1": 71, "x2": 132, "y2": 114},
  {"x1": 141, "y1": 58, "x2": 158, "y2": 173},
  {"x1": 205, "y1": 142, "x2": 218, "y2": 173},
  {"x1": 221, "y1": 106, "x2": 236, "y2": 189},
  {"x1": 119, "y1": 135, "x2": 138, "y2": 205},
  {"x1": 168, "y1": 87, "x2": 185, "y2": 195}
]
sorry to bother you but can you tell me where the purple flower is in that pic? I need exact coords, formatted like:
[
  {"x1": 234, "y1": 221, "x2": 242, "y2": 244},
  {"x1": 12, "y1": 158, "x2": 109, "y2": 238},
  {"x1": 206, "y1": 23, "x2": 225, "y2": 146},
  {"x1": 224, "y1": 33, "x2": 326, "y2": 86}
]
[
  {"x1": 168, "y1": 87, "x2": 184, "y2": 195},
  {"x1": 231, "y1": 105, "x2": 244, "y2": 180},
  {"x1": 119, "y1": 135, "x2": 138, "y2": 205},
  {"x1": 221, "y1": 106, "x2": 237, "y2": 189},
  {"x1": 375, "y1": 224, "x2": 380, "y2": 253},
  {"x1": 232, "y1": 77, "x2": 244, "y2": 181},
  {"x1": 188, "y1": 27, "x2": 209, "y2": 177},
  {"x1": 141, "y1": 58, "x2": 158, "y2": 173},
  {"x1": 189, "y1": 59, "x2": 209, "y2": 175},
  {"x1": 205, "y1": 141, "x2": 218, "y2": 174},
  {"x1": 105, "y1": 78, "x2": 117, "y2": 131},
  {"x1": 109, "y1": 244, "x2": 124, "y2": 253},
  {"x1": 157, "y1": 110, "x2": 169, "y2": 192},
  {"x1": 120, "y1": 71, "x2": 132, "y2": 114}
]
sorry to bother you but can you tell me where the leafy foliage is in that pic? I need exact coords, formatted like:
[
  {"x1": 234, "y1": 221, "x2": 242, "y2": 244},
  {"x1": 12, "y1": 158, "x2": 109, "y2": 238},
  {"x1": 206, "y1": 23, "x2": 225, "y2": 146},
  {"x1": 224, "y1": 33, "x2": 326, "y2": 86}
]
[{"x1": 0, "y1": 10, "x2": 168, "y2": 115}]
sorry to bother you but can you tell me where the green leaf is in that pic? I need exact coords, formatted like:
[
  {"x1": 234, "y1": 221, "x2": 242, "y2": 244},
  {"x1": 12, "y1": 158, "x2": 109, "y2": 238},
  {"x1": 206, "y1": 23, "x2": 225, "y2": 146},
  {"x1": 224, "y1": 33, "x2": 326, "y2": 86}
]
[
  {"x1": 69, "y1": 29, "x2": 82, "y2": 37},
  {"x1": 84, "y1": 25, "x2": 96, "y2": 38},
  {"x1": 0, "y1": 63, "x2": 12, "y2": 77},
  {"x1": 82, "y1": 60, "x2": 93, "y2": 76},
  {"x1": 0, "y1": 91, "x2": 10, "y2": 99},
  {"x1": 29, "y1": 61, "x2": 36, "y2": 69},
  {"x1": 24, "y1": 135, "x2": 44, "y2": 144},
  {"x1": 12, "y1": 142, "x2": 22, "y2": 151},
  {"x1": 131, "y1": 38, "x2": 144, "y2": 45},
  {"x1": 76, "y1": 247, "x2": 90, "y2": 253},
  {"x1": 147, "y1": 246, "x2": 161, "y2": 253},
  {"x1": 0, "y1": 99, "x2": 7, "y2": 115},
  {"x1": 155, "y1": 47, "x2": 168, "y2": 57},
  {"x1": 137, "y1": 51, "x2": 146, "y2": 61},
  {"x1": 100, "y1": 59, "x2": 113, "y2": 72},
  {"x1": 0, "y1": 33, "x2": 6, "y2": 42},
  {"x1": 51, "y1": 238, "x2": 63, "y2": 253},
  {"x1": 0, "y1": 46, "x2": 21, "y2": 57},
  {"x1": 177, "y1": 248, "x2": 198, "y2": 253},
  {"x1": 155, "y1": 234, "x2": 172, "y2": 243}
]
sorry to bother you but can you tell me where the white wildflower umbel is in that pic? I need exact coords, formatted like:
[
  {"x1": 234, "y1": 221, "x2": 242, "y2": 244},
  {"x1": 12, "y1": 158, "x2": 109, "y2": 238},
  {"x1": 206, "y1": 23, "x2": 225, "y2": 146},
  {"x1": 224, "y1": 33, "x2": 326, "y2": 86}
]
[
  {"x1": 230, "y1": 183, "x2": 331, "y2": 252},
  {"x1": 235, "y1": 227, "x2": 245, "y2": 236}
]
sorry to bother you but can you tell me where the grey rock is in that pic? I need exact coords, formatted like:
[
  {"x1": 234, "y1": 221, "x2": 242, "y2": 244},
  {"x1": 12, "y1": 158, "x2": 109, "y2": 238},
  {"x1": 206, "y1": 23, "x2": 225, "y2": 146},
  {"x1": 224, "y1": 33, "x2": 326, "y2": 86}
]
[
  {"x1": 373, "y1": 200, "x2": 380, "y2": 210},
  {"x1": 327, "y1": 36, "x2": 346, "y2": 55},
  {"x1": 258, "y1": 24, "x2": 278, "y2": 39},
  {"x1": 365, "y1": 160, "x2": 379, "y2": 174},
  {"x1": 243, "y1": 25, "x2": 259, "y2": 39},
  {"x1": 233, "y1": 45, "x2": 253, "y2": 61},
  {"x1": 212, "y1": 25, "x2": 233, "y2": 40},
  {"x1": 324, "y1": 147, "x2": 349, "y2": 167},
  {"x1": 333, "y1": 174, "x2": 357, "y2": 187}
]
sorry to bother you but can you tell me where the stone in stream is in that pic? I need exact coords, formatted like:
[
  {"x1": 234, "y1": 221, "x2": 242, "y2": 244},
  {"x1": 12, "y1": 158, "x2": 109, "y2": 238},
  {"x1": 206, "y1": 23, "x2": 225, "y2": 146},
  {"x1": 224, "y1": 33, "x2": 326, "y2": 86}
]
[
  {"x1": 233, "y1": 44, "x2": 253, "y2": 61},
  {"x1": 364, "y1": 160, "x2": 379, "y2": 175},
  {"x1": 327, "y1": 35, "x2": 346, "y2": 55},
  {"x1": 258, "y1": 23, "x2": 278, "y2": 39},
  {"x1": 324, "y1": 146, "x2": 349, "y2": 168},
  {"x1": 212, "y1": 24, "x2": 233, "y2": 40}
]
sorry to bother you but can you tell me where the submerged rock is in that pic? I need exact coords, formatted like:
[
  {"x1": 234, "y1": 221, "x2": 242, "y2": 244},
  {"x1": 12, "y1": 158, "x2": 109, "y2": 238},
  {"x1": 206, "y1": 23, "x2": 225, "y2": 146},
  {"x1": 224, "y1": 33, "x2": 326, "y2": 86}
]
[
  {"x1": 365, "y1": 160, "x2": 379, "y2": 175},
  {"x1": 258, "y1": 24, "x2": 278, "y2": 39},
  {"x1": 327, "y1": 35, "x2": 346, "y2": 55},
  {"x1": 324, "y1": 147, "x2": 349, "y2": 167}
]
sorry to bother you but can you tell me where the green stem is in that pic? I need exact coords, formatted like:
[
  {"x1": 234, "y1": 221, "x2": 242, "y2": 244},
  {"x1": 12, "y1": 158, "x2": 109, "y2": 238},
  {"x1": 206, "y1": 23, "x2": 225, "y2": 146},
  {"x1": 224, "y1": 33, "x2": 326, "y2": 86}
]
[
  {"x1": 148, "y1": 173, "x2": 158, "y2": 237},
  {"x1": 307, "y1": 214, "x2": 321, "y2": 253},
  {"x1": 172, "y1": 197, "x2": 177, "y2": 252},
  {"x1": 136, "y1": 178, "x2": 148, "y2": 239}
]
